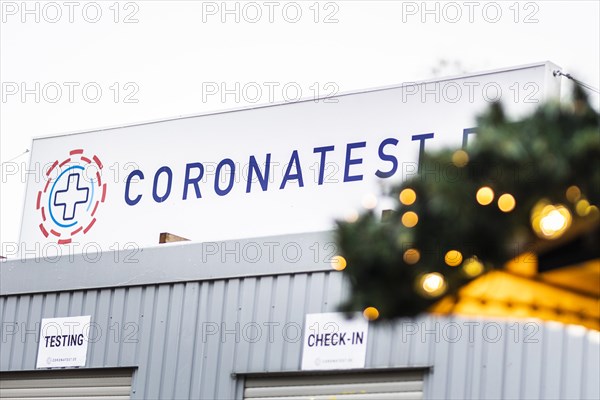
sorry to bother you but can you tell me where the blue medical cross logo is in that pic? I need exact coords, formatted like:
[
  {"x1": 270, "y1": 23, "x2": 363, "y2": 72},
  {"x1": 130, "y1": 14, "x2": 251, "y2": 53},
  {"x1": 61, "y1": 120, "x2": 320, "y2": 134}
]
[{"x1": 53, "y1": 173, "x2": 89, "y2": 221}]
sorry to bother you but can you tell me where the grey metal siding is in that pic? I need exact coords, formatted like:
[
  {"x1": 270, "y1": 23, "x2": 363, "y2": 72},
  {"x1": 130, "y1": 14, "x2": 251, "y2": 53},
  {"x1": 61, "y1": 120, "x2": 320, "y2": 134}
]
[{"x1": 1, "y1": 272, "x2": 599, "y2": 399}]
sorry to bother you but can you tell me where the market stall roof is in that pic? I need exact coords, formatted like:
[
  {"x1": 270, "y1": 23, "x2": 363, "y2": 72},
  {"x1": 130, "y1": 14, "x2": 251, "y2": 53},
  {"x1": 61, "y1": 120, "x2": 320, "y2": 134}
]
[{"x1": 432, "y1": 259, "x2": 600, "y2": 331}]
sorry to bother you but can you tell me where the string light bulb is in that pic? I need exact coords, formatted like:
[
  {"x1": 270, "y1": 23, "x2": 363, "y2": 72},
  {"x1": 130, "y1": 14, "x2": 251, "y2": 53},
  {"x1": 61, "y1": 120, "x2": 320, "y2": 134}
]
[
  {"x1": 498, "y1": 193, "x2": 516, "y2": 212},
  {"x1": 462, "y1": 257, "x2": 484, "y2": 277},
  {"x1": 362, "y1": 194, "x2": 378, "y2": 209},
  {"x1": 399, "y1": 188, "x2": 417, "y2": 206},
  {"x1": 417, "y1": 273, "x2": 447, "y2": 297},
  {"x1": 363, "y1": 306, "x2": 380, "y2": 321},
  {"x1": 403, "y1": 248, "x2": 421, "y2": 264},
  {"x1": 575, "y1": 199, "x2": 591, "y2": 216},
  {"x1": 452, "y1": 150, "x2": 469, "y2": 167},
  {"x1": 476, "y1": 186, "x2": 494, "y2": 206},
  {"x1": 331, "y1": 255, "x2": 347, "y2": 271},
  {"x1": 444, "y1": 250, "x2": 463, "y2": 267},
  {"x1": 566, "y1": 186, "x2": 581, "y2": 203},
  {"x1": 345, "y1": 210, "x2": 359, "y2": 223},
  {"x1": 531, "y1": 200, "x2": 572, "y2": 239},
  {"x1": 401, "y1": 211, "x2": 419, "y2": 228}
]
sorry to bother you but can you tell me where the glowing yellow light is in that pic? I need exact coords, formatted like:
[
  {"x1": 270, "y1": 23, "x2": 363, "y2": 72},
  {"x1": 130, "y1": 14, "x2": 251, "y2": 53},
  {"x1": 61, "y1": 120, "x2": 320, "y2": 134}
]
[
  {"x1": 401, "y1": 211, "x2": 419, "y2": 228},
  {"x1": 566, "y1": 186, "x2": 581, "y2": 203},
  {"x1": 418, "y1": 273, "x2": 447, "y2": 297},
  {"x1": 399, "y1": 188, "x2": 417, "y2": 206},
  {"x1": 540, "y1": 209, "x2": 569, "y2": 236},
  {"x1": 587, "y1": 205, "x2": 599, "y2": 217},
  {"x1": 444, "y1": 250, "x2": 463, "y2": 267},
  {"x1": 576, "y1": 199, "x2": 590, "y2": 216},
  {"x1": 531, "y1": 201, "x2": 572, "y2": 240},
  {"x1": 362, "y1": 194, "x2": 378, "y2": 209},
  {"x1": 476, "y1": 187, "x2": 494, "y2": 206},
  {"x1": 403, "y1": 248, "x2": 421, "y2": 265},
  {"x1": 363, "y1": 307, "x2": 380, "y2": 321},
  {"x1": 452, "y1": 150, "x2": 469, "y2": 167},
  {"x1": 462, "y1": 257, "x2": 485, "y2": 277},
  {"x1": 331, "y1": 256, "x2": 347, "y2": 271},
  {"x1": 498, "y1": 193, "x2": 516, "y2": 213}
]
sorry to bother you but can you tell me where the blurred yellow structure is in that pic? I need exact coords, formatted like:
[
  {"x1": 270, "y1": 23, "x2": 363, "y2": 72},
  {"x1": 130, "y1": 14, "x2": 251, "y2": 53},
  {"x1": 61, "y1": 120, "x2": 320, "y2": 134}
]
[{"x1": 432, "y1": 258, "x2": 600, "y2": 331}]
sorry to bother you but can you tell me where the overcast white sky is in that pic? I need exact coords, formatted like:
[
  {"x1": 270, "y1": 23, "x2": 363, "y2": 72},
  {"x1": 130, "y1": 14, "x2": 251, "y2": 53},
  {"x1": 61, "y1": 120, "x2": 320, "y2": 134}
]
[{"x1": 1, "y1": 0, "x2": 599, "y2": 249}]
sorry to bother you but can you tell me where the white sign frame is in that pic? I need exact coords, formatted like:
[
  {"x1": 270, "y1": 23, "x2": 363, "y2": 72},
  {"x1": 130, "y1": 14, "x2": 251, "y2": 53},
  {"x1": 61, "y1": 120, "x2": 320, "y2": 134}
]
[
  {"x1": 19, "y1": 62, "x2": 561, "y2": 255},
  {"x1": 301, "y1": 312, "x2": 369, "y2": 370},
  {"x1": 36, "y1": 315, "x2": 91, "y2": 369}
]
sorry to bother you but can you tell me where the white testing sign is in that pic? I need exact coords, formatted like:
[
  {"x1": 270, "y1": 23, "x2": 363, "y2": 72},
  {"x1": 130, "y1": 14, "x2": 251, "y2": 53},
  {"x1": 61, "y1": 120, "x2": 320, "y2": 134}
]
[{"x1": 36, "y1": 315, "x2": 91, "y2": 369}]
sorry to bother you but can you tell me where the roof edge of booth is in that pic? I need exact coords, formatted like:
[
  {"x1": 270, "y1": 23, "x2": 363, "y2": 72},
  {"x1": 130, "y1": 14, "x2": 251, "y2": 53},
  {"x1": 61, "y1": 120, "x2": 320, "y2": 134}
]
[{"x1": 0, "y1": 230, "x2": 337, "y2": 296}]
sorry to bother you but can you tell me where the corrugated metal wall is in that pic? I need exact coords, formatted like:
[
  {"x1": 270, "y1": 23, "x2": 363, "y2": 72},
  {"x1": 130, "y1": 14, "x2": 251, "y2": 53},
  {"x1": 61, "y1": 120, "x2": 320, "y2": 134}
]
[{"x1": 1, "y1": 271, "x2": 599, "y2": 399}]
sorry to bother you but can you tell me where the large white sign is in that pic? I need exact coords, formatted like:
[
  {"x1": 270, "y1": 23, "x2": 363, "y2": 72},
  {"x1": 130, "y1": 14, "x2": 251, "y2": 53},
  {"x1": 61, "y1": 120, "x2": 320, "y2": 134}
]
[
  {"x1": 36, "y1": 315, "x2": 91, "y2": 369},
  {"x1": 301, "y1": 312, "x2": 369, "y2": 370},
  {"x1": 18, "y1": 62, "x2": 560, "y2": 255}
]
